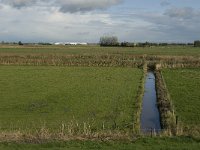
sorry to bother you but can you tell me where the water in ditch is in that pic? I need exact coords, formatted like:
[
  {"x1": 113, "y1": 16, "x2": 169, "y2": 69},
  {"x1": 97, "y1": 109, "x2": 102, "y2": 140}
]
[{"x1": 140, "y1": 71, "x2": 161, "y2": 133}]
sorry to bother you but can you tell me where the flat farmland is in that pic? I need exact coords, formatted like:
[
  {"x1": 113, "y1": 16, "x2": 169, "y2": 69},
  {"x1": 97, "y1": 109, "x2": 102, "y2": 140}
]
[
  {"x1": 0, "y1": 45, "x2": 200, "y2": 56},
  {"x1": 162, "y1": 68, "x2": 200, "y2": 128},
  {"x1": 0, "y1": 66, "x2": 142, "y2": 131}
]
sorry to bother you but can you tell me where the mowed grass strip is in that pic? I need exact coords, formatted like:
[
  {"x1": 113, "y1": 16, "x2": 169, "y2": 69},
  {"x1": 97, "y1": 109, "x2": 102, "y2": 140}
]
[
  {"x1": 1, "y1": 137, "x2": 200, "y2": 150},
  {"x1": 162, "y1": 68, "x2": 200, "y2": 126},
  {"x1": 0, "y1": 66, "x2": 142, "y2": 131}
]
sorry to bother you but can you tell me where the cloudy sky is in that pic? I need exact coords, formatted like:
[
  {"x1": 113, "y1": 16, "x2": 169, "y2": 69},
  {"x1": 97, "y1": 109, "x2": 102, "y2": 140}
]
[{"x1": 0, "y1": 0, "x2": 200, "y2": 43}]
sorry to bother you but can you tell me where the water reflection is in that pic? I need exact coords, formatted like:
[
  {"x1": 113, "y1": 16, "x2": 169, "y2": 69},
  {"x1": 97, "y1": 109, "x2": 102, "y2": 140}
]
[{"x1": 141, "y1": 71, "x2": 161, "y2": 132}]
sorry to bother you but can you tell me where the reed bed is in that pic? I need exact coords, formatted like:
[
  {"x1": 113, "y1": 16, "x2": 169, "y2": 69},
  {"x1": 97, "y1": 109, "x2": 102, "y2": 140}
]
[
  {"x1": 0, "y1": 121, "x2": 132, "y2": 143},
  {"x1": 0, "y1": 54, "x2": 144, "y2": 68},
  {"x1": 0, "y1": 54, "x2": 199, "y2": 68}
]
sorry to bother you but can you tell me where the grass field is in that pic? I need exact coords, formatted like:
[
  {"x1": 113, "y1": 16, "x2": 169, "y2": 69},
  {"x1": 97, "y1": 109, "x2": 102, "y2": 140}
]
[
  {"x1": 162, "y1": 68, "x2": 200, "y2": 128},
  {"x1": 0, "y1": 66, "x2": 142, "y2": 131},
  {"x1": 0, "y1": 45, "x2": 200, "y2": 147},
  {"x1": 1, "y1": 137, "x2": 200, "y2": 150},
  {"x1": 0, "y1": 45, "x2": 200, "y2": 56}
]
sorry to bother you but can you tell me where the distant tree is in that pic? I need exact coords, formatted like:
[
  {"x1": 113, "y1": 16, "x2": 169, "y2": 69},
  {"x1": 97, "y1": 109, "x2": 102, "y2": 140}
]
[
  {"x1": 187, "y1": 43, "x2": 194, "y2": 46},
  {"x1": 145, "y1": 41, "x2": 151, "y2": 47},
  {"x1": 121, "y1": 41, "x2": 135, "y2": 47},
  {"x1": 100, "y1": 36, "x2": 119, "y2": 46},
  {"x1": 194, "y1": 40, "x2": 200, "y2": 47},
  {"x1": 38, "y1": 42, "x2": 52, "y2": 45},
  {"x1": 136, "y1": 42, "x2": 146, "y2": 47},
  {"x1": 159, "y1": 43, "x2": 168, "y2": 46},
  {"x1": 18, "y1": 41, "x2": 23, "y2": 45}
]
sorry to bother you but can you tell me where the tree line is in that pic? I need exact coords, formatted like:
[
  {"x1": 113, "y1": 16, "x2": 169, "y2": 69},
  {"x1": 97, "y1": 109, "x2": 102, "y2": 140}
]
[
  {"x1": 99, "y1": 36, "x2": 199, "y2": 47},
  {"x1": 1, "y1": 37, "x2": 200, "y2": 47}
]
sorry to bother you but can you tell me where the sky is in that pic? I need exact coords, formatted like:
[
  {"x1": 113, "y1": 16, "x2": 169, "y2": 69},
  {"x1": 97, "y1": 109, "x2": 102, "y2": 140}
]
[{"x1": 0, "y1": 0, "x2": 200, "y2": 43}]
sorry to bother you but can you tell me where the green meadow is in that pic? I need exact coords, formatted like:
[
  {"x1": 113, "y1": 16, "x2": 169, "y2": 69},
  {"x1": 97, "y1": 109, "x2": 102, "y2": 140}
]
[
  {"x1": 0, "y1": 66, "x2": 142, "y2": 131},
  {"x1": 0, "y1": 45, "x2": 200, "y2": 149},
  {"x1": 162, "y1": 68, "x2": 200, "y2": 127}
]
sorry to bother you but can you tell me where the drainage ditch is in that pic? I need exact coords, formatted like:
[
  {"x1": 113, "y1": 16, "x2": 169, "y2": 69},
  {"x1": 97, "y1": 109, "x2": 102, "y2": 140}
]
[{"x1": 140, "y1": 71, "x2": 161, "y2": 133}]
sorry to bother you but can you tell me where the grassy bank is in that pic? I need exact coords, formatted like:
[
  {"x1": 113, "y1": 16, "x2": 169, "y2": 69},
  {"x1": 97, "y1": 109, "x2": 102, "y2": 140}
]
[
  {"x1": 133, "y1": 64, "x2": 147, "y2": 134},
  {"x1": 155, "y1": 70, "x2": 176, "y2": 135},
  {"x1": 0, "y1": 137, "x2": 199, "y2": 150}
]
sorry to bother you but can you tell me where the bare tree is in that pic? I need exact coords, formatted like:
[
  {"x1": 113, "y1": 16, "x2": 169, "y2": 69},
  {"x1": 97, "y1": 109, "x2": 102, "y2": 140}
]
[{"x1": 99, "y1": 36, "x2": 119, "y2": 46}]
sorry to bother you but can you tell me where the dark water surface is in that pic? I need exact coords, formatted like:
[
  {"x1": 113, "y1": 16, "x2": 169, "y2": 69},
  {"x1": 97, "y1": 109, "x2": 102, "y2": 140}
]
[{"x1": 140, "y1": 71, "x2": 161, "y2": 132}]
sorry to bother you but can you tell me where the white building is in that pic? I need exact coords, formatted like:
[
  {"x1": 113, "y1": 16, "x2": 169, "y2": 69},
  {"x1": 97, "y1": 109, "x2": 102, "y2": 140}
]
[
  {"x1": 54, "y1": 42, "x2": 87, "y2": 45},
  {"x1": 54, "y1": 42, "x2": 65, "y2": 45}
]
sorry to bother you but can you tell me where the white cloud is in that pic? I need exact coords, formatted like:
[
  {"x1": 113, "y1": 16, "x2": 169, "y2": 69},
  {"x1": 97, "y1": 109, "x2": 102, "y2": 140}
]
[
  {"x1": 0, "y1": 4, "x2": 115, "y2": 42},
  {"x1": 1, "y1": 0, "x2": 36, "y2": 8},
  {"x1": 0, "y1": 0, "x2": 123, "y2": 13},
  {"x1": 160, "y1": 0, "x2": 170, "y2": 7},
  {"x1": 164, "y1": 7, "x2": 200, "y2": 20},
  {"x1": 0, "y1": 1, "x2": 200, "y2": 43}
]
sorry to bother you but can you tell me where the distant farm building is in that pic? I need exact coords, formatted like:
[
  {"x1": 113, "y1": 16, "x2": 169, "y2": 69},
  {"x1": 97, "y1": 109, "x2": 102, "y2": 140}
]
[
  {"x1": 54, "y1": 42, "x2": 87, "y2": 45},
  {"x1": 54, "y1": 42, "x2": 64, "y2": 45}
]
